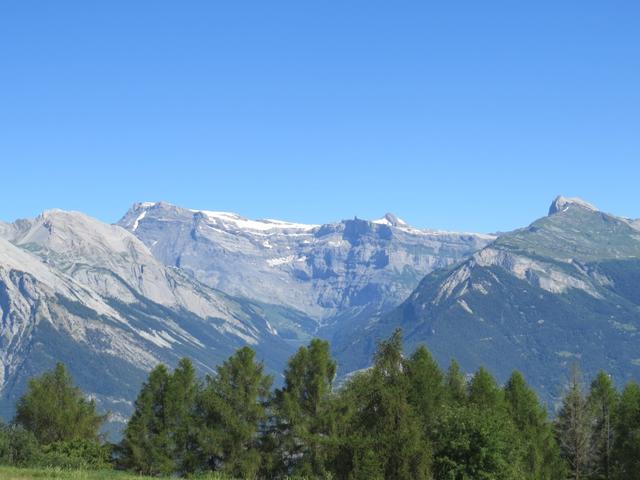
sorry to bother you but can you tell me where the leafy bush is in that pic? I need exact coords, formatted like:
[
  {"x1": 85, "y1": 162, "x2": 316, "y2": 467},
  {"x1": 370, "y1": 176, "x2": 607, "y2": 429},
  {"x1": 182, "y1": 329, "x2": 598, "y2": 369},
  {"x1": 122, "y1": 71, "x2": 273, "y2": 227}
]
[
  {"x1": 40, "y1": 440, "x2": 113, "y2": 470},
  {"x1": 0, "y1": 425, "x2": 41, "y2": 467}
]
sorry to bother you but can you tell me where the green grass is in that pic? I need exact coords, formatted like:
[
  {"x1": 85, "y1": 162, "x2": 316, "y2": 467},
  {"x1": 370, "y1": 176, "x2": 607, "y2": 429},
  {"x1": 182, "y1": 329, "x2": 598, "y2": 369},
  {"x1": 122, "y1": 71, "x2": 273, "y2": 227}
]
[{"x1": 0, "y1": 466, "x2": 236, "y2": 480}]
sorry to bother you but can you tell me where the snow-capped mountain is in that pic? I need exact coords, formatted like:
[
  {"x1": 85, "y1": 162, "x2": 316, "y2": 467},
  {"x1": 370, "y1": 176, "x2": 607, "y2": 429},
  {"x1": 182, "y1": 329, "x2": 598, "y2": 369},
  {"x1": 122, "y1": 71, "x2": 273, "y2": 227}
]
[
  {"x1": 0, "y1": 204, "x2": 492, "y2": 431},
  {"x1": 5, "y1": 196, "x2": 639, "y2": 425},
  {"x1": 0, "y1": 210, "x2": 303, "y2": 429},
  {"x1": 119, "y1": 202, "x2": 495, "y2": 336},
  {"x1": 334, "y1": 196, "x2": 640, "y2": 404}
]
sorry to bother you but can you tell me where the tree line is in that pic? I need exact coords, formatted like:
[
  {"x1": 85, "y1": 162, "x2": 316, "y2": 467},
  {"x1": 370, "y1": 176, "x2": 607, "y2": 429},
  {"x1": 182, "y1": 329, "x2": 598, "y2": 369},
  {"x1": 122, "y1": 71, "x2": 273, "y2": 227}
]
[{"x1": 1, "y1": 330, "x2": 640, "y2": 479}]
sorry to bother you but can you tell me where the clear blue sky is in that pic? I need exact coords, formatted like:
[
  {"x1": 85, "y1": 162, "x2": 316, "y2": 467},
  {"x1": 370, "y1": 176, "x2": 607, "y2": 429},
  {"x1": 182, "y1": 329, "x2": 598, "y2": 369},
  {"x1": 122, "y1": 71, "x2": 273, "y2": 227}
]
[{"x1": 1, "y1": 1, "x2": 638, "y2": 233}]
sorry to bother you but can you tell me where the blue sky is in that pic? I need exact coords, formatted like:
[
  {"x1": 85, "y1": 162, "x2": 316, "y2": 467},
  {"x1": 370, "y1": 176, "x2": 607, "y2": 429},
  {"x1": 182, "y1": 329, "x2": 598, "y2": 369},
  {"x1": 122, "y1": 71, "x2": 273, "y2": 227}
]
[{"x1": 1, "y1": 1, "x2": 638, "y2": 233}]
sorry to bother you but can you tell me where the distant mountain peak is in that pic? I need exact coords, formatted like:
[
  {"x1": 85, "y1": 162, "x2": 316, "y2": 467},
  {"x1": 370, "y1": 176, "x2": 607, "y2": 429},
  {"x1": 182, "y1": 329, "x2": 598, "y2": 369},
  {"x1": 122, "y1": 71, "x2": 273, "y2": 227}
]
[
  {"x1": 372, "y1": 213, "x2": 409, "y2": 227},
  {"x1": 548, "y1": 196, "x2": 598, "y2": 216}
]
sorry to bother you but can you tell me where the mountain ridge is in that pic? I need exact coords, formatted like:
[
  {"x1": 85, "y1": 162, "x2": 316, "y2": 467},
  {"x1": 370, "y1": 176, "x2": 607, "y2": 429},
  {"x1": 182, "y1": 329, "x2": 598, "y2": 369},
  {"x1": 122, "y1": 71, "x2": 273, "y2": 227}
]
[
  {"x1": 333, "y1": 196, "x2": 640, "y2": 404},
  {"x1": 118, "y1": 201, "x2": 495, "y2": 333},
  {"x1": 0, "y1": 210, "x2": 308, "y2": 430}
]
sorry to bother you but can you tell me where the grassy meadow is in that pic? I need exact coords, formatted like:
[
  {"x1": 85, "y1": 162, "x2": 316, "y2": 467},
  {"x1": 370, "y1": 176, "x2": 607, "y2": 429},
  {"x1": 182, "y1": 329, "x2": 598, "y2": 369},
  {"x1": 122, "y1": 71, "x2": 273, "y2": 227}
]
[{"x1": 0, "y1": 466, "x2": 236, "y2": 480}]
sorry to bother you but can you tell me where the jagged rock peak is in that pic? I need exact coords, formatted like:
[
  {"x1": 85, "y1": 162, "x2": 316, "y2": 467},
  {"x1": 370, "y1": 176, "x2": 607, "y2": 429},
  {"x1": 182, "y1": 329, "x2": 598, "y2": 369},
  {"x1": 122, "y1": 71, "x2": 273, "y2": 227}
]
[
  {"x1": 548, "y1": 196, "x2": 598, "y2": 216},
  {"x1": 372, "y1": 213, "x2": 409, "y2": 227}
]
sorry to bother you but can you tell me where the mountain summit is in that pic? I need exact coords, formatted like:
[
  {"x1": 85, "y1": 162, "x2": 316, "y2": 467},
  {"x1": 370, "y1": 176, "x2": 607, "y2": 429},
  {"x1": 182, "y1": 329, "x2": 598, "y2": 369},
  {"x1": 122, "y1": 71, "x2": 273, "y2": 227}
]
[
  {"x1": 119, "y1": 201, "x2": 494, "y2": 333},
  {"x1": 335, "y1": 196, "x2": 640, "y2": 403},
  {"x1": 548, "y1": 195, "x2": 598, "y2": 216},
  {"x1": 0, "y1": 209, "x2": 300, "y2": 428},
  {"x1": 372, "y1": 213, "x2": 409, "y2": 227}
]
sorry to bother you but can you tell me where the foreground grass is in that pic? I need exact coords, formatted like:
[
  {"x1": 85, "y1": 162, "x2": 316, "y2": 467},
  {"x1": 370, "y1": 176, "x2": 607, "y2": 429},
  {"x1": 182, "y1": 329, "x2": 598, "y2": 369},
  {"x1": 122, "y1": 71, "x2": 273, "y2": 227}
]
[{"x1": 0, "y1": 466, "x2": 236, "y2": 480}]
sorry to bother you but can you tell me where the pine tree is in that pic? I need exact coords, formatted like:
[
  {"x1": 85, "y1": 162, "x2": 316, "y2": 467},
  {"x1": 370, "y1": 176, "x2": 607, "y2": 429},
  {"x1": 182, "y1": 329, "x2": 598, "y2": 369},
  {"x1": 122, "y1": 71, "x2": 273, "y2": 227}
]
[
  {"x1": 119, "y1": 364, "x2": 173, "y2": 476},
  {"x1": 272, "y1": 338, "x2": 337, "y2": 477},
  {"x1": 14, "y1": 363, "x2": 105, "y2": 445},
  {"x1": 611, "y1": 382, "x2": 640, "y2": 480},
  {"x1": 165, "y1": 358, "x2": 199, "y2": 475},
  {"x1": 406, "y1": 345, "x2": 445, "y2": 429},
  {"x1": 339, "y1": 329, "x2": 431, "y2": 480},
  {"x1": 445, "y1": 359, "x2": 467, "y2": 404},
  {"x1": 196, "y1": 346, "x2": 272, "y2": 479},
  {"x1": 504, "y1": 371, "x2": 566, "y2": 480},
  {"x1": 468, "y1": 366, "x2": 504, "y2": 411},
  {"x1": 556, "y1": 365, "x2": 593, "y2": 480},
  {"x1": 432, "y1": 366, "x2": 526, "y2": 479},
  {"x1": 350, "y1": 448, "x2": 384, "y2": 480},
  {"x1": 587, "y1": 371, "x2": 618, "y2": 480}
]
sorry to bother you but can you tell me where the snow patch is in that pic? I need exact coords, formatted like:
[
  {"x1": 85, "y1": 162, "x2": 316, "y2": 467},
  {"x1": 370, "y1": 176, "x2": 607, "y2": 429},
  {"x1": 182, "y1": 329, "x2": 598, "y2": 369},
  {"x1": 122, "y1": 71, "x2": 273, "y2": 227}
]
[
  {"x1": 267, "y1": 255, "x2": 295, "y2": 267},
  {"x1": 138, "y1": 329, "x2": 174, "y2": 349},
  {"x1": 265, "y1": 320, "x2": 278, "y2": 335},
  {"x1": 132, "y1": 210, "x2": 146, "y2": 231},
  {"x1": 194, "y1": 210, "x2": 319, "y2": 232},
  {"x1": 457, "y1": 299, "x2": 474, "y2": 314}
]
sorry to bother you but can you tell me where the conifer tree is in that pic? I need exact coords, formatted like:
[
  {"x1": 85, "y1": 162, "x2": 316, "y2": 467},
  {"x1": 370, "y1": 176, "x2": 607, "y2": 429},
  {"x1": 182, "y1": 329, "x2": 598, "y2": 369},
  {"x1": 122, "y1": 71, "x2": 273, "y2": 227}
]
[
  {"x1": 406, "y1": 345, "x2": 445, "y2": 429},
  {"x1": 119, "y1": 364, "x2": 173, "y2": 476},
  {"x1": 272, "y1": 338, "x2": 337, "y2": 477},
  {"x1": 468, "y1": 366, "x2": 504, "y2": 411},
  {"x1": 14, "y1": 363, "x2": 105, "y2": 446},
  {"x1": 587, "y1": 371, "x2": 618, "y2": 480},
  {"x1": 556, "y1": 365, "x2": 593, "y2": 480},
  {"x1": 339, "y1": 330, "x2": 431, "y2": 480},
  {"x1": 504, "y1": 371, "x2": 566, "y2": 480},
  {"x1": 350, "y1": 448, "x2": 385, "y2": 480},
  {"x1": 165, "y1": 358, "x2": 199, "y2": 475},
  {"x1": 432, "y1": 366, "x2": 525, "y2": 479},
  {"x1": 196, "y1": 346, "x2": 272, "y2": 479},
  {"x1": 611, "y1": 382, "x2": 640, "y2": 480},
  {"x1": 445, "y1": 359, "x2": 467, "y2": 404}
]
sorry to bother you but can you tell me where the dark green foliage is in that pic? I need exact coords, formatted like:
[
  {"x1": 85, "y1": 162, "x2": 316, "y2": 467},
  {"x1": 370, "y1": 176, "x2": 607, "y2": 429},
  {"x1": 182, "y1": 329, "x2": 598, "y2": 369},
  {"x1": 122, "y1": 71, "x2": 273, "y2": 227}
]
[
  {"x1": 445, "y1": 359, "x2": 467, "y2": 403},
  {"x1": 588, "y1": 371, "x2": 618, "y2": 480},
  {"x1": 556, "y1": 365, "x2": 593, "y2": 480},
  {"x1": 40, "y1": 439, "x2": 112, "y2": 469},
  {"x1": 612, "y1": 382, "x2": 640, "y2": 480},
  {"x1": 7, "y1": 330, "x2": 640, "y2": 479},
  {"x1": 406, "y1": 345, "x2": 446, "y2": 429},
  {"x1": 468, "y1": 367, "x2": 504, "y2": 411},
  {"x1": 164, "y1": 358, "x2": 199, "y2": 474},
  {"x1": 431, "y1": 404, "x2": 525, "y2": 480},
  {"x1": 0, "y1": 418, "x2": 110, "y2": 470},
  {"x1": 349, "y1": 448, "x2": 384, "y2": 480},
  {"x1": 119, "y1": 364, "x2": 173, "y2": 475},
  {"x1": 196, "y1": 346, "x2": 272, "y2": 479},
  {"x1": 119, "y1": 358, "x2": 201, "y2": 476},
  {"x1": 504, "y1": 371, "x2": 566, "y2": 480},
  {"x1": 14, "y1": 363, "x2": 105, "y2": 446},
  {"x1": 272, "y1": 338, "x2": 337, "y2": 477},
  {"x1": 337, "y1": 330, "x2": 431, "y2": 480},
  {"x1": 0, "y1": 425, "x2": 40, "y2": 467},
  {"x1": 430, "y1": 366, "x2": 526, "y2": 479}
]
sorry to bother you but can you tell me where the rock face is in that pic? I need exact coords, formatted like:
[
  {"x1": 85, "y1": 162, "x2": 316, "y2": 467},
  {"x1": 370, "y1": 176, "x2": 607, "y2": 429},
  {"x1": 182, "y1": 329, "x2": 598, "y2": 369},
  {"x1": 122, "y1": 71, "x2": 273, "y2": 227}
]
[
  {"x1": 0, "y1": 205, "x2": 492, "y2": 432},
  {"x1": 0, "y1": 210, "x2": 302, "y2": 430},
  {"x1": 118, "y1": 202, "x2": 495, "y2": 336},
  {"x1": 548, "y1": 195, "x2": 597, "y2": 216},
  {"x1": 335, "y1": 198, "x2": 640, "y2": 405},
  {"x1": 4, "y1": 196, "x2": 638, "y2": 421}
]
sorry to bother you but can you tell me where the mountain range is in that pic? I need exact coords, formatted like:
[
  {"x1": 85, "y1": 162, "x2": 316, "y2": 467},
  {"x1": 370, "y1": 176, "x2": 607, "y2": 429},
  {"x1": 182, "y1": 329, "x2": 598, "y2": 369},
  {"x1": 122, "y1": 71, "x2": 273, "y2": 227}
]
[
  {"x1": 0, "y1": 204, "x2": 489, "y2": 430},
  {"x1": 117, "y1": 202, "x2": 493, "y2": 337},
  {"x1": 334, "y1": 196, "x2": 640, "y2": 405},
  {"x1": 1, "y1": 196, "x2": 639, "y2": 429}
]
